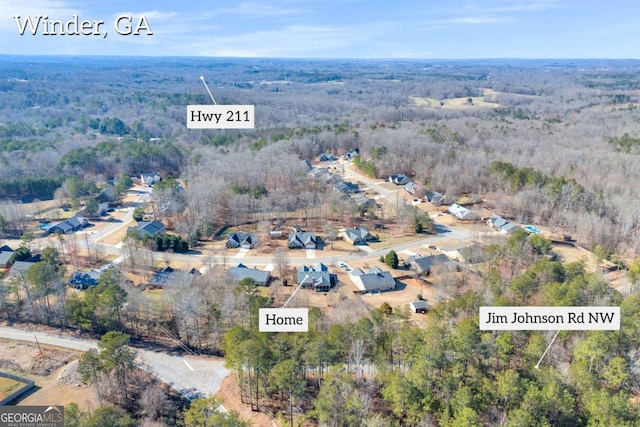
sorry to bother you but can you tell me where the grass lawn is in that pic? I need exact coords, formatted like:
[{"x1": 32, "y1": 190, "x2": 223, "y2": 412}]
[{"x1": 0, "y1": 376, "x2": 26, "y2": 400}]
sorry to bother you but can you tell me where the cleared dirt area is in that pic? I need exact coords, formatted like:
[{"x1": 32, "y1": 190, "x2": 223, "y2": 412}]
[
  {"x1": 216, "y1": 374, "x2": 280, "y2": 427},
  {"x1": 0, "y1": 339, "x2": 98, "y2": 410}
]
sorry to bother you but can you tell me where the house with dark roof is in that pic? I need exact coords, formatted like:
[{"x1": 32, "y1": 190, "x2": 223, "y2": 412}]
[
  {"x1": 297, "y1": 263, "x2": 335, "y2": 292},
  {"x1": 288, "y1": 232, "x2": 318, "y2": 249},
  {"x1": 226, "y1": 232, "x2": 258, "y2": 249},
  {"x1": 319, "y1": 153, "x2": 337, "y2": 162},
  {"x1": 407, "y1": 254, "x2": 452, "y2": 275},
  {"x1": 46, "y1": 216, "x2": 88, "y2": 235},
  {"x1": 389, "y1": 174, "x2": 410, "y2": 185},
  {"x1": 427, "y1": 192, "x2": 446, "y2": 206},
  {"x1": 350, "y1": 266, "x2": 396, "y2": 293},
  {"x1": 448, "y1": 204, "x2": 481, "y2": 221},
  {"x1": 127, "y1": 220, "x2": 166, "y2": 239},
  {"x1": 0, "y1": 245, "x2": 14, "y2": 268},
  {"x1": 335, "y1": 181, "x2": 359, "y2": 195},
  {"x1": 69, "y1": 270, "x2": 101, "y2": 289},
  {"x1": 225, "y1": 264, "x2": 271, "y2": 286},
  {"x1": 343, "y1": 227, "x2": 375, "y2": 245}
]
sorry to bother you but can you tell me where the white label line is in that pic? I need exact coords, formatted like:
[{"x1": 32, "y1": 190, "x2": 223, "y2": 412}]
[{"x1": 183, "y1": 359, "x2": 194, "y2": 372}]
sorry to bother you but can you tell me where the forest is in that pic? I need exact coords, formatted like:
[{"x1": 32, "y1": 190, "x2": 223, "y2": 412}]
[{"x1": 2, "y1": 56, "x2": 640, "y2": 425}]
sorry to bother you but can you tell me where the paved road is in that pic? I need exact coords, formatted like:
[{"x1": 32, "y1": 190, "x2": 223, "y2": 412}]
[{"x1": 0, "y1": 326, "x2": 229, "y2": 401}]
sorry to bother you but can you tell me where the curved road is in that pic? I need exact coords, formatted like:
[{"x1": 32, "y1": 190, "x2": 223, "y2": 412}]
[{"x1": 0, "y1": 326, "x2": 229, "y2": 401}]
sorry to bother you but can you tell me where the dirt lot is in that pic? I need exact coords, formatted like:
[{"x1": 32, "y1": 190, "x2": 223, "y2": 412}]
[
  {"x1": 216, "y1": 375, "x2": 280, "y2": 427},
  {"x1": 0, "y1": 339, "x2": 98, "y2": 410}
]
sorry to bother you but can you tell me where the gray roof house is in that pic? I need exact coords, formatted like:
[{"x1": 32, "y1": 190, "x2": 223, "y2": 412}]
[
  {"x1": 487, "y1": 215, "x2": 520, "y2": 234},
  {"x1": 226, "y1": 232, "x2": 258, "y2": 249},
  {"x1": 344, "y1": 227, "x2": 375, "y2": 245},
  {"x1": 427, "y1": 192, "x2": 446, "y2": 206},
  {"x1": 297, "y1": 263, "x2": 335, "y2": 292},
  {"x1": 353, "y1": 194, "x2": 377, "y2": 210},
  {"x1": 8, "y1": 254, "x2": 41, "y2": 278},
  {"x1": 407, "y1": 253, "x2": 452, "y2": 274},
  {"x1": 335, "y1": 181, "x2": 359, "y2": 195},
  {"x1": 389, "y1": 174, "x2": 410, "y2": 185},
  {"x1": 442, "y1": 242, "x2": 484, "y2": 264},
  {"x1": 319, "y1": 153, "x2": 337, "y2": 162},
  {"x1": 0, "y1": 246, "x2": 14, "y2": 268},
  {"x1": 404, "y1": 181, "x2": 420, "y2": 194},
  {"x1": 148, "y1": 266, "x2": 199, "y2": 288},
  {"x1": 46, "y1": 216, "x2": 88, "y2": 235},
  {"x1": 288, "y1": 232, "x2": 318, "y2": 249},
  {"x1": 410, "y1": 300, "x2": 428, "y2": 313},
  {"x1": 448, "y1": 204, "x2": 481, "y2": 221},
  {"x1": 225, "y1": 264, "x2": 271, "y2": 286},
  {"x1": 69, "y1": 270, "x2": 101, "y2": 289},
  {"x1": 141, "y1": 172, "x2": 161, "y2": 186},
  {"x1": 127, "y1": 220, "x2": 166, "y2": 238},
  {"x1": 350, "y1": 266, "x2": 396, "y2": 293}
]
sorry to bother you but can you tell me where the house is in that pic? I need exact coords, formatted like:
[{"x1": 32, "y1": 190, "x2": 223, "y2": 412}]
[
  {"x1": 350, "y1": 266, "x2": 396, "y2": 293},
  {"x1": 448, "y1": 204, "x2": 481, "y2": 221},
  {"x1": 226, "y1": 232, "x2": 258, "y2": 249},
  {"x1": 69, "y1": 270, "x2": 101, "y2": 289},
  {"x1": 487, "y1": 215, "x2": 520, "y2": 235},
  {"x1": 127, "y1": 220, "x2": 166, "y2": 239},
  {"x1": 46, "y1": 216, "x2": 88, "y2": 235},
  {"x1": 297, "y1": 263, "x2": 335, "y2": 292},
  {"x1": 407, "y1": 254, "x2": 452, "y2": 275},
  {"x1": 288, "y1": 232, "x2": 318, "y2": 249},
  {"x1": 353, "y1": 194, "x2": 376, "y2": 210},
  {"x1": 335, "y1": 181, "x2": 359, "y2": 195},
  {"x1": 344, "y1": 148, "x2": 360, "y2": 161},
  {"x1": 442, "y1": 242, "x2": 484, "y2": 264},
  {"x1": 410, "y1": 300, "x2": 428, "y2": 314},
  {"x1": 389, "y1": 174, "x2": 410, "y2": 185},
  {"x1": 148, "y1": 266, "x2": 199, "y2": 288},
  {"x1": 8, "y1": 254, "x2": 41, "y2": 278},
  {"x1": 0, "y1": 245, "x2": 14, "y2": 268},
  {"x1": 319, "y1": 153, "x2": 337, "y2": 162},
  {"x1": 141, "y1": 172, "x2": 161, "y2": 186},
  {"x1": 225, "y1": 264, "x2": 271, "y2": 286},
  {"x1": 427, "y1": 192, "x2": 446, "y2": 206},
  {"x1": 404, "y1": 181, "x2": 420, "y2": 195},
  {"x1": 343, "y1": 227, "x2": 375, "y2": 245}
]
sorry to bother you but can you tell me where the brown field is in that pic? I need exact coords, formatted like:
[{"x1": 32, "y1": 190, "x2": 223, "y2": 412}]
[
  {"x1": 0, "y1": 376, "x2": 25, "y2": 400},
  {"x1": 0, "y1": 339, "x2": 98, "y2": 411}
]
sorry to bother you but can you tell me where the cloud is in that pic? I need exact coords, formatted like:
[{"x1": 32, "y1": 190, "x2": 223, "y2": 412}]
[
  {"x1": 435, "y1": 16, "x2": 511, "y2": 25},
  {"x1": 0, "y1": 0, "x2": 79, "y2": 30},
  {"x1": 191, "y1": 24, "x2": 375, "y2": 57}
]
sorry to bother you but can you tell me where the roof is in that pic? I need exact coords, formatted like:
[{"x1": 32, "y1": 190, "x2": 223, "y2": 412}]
[
  {"x1": 70, "y1": 271, "x2": 101, "y2": 287},
  {"x1": 226, "y1": 232, "x2": 257, "y2": 248},
  {"x1": 404, "y1": 181, "x2": 420, "y2": 192},
  {"x1": 225, "y1": 264, "x2": 271, "y2": 286},
  {"x1": 409, "y1": 254, "x2": 451, "y2": 272},
  {"x1": 319, "y1": 153, "x2": 336, "y2": 161},
  {"x1": 8, "y1": 256, "x2": 40, "y2": 277},
  {"x1": 442, "y1": 243, "x2": 484, "y2": 263},
  {"x1": 335, "y1": 181, "x2": 359, "y2": 194},
  {"x1": 353, "y1": 194, "x2": 376, "y2": 208},
  {"x1": 0, "y1": 251, "x2": 13, "y2": 266},
  {"x1": 149, "y1": 266, "x2": 198, "y2": 287},
  {"x1": 350, "y1": 266, "x2": 396, "y2": 292},
  {"x1": 297, "y1": 263, "x2": 333, "y2": 288},
  {"x1": 344, "y1": 227, "x2": 373, "y2": 244},
  {"x1": 0, "y1": 245, "x2": 13, "y2": 252},
  {"x1": 488, "y1": 215, "x2": 509, "y2": 229},
  {"x1": 448, "y1": 204, "x2": 481, "y2": 221},
  {"x1": 288, "y1": 232, "x2": 317, "y2": 247},
  {"x1": 137, "y1": 220, "x2": 166, "y2": 236},
  {"x1": 410, "y1": 300, "x2": 428, "y2": 310}
]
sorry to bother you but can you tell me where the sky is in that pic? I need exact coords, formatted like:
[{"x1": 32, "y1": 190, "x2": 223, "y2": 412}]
[{"x1": 1, "y1": 0, "x2": 639, "y2": 58}]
